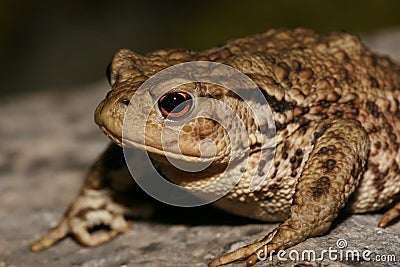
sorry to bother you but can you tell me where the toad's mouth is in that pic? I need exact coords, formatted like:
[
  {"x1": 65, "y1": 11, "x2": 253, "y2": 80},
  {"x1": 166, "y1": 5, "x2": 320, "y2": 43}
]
[{"x1": 99, "y1": 126, "x2": 215, "y2": 162}]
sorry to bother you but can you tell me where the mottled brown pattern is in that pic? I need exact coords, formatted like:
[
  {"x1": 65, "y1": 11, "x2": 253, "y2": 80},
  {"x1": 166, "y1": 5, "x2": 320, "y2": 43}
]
[
  {"x1": 31, "y1": 28, "x2": 400, "y2": 267},
  {"x1": 323, "y1": 159, "x2": 336, "y2": 172},
  {"x1": 312, "y1": 176, "x2": 331, "y2": 197}
]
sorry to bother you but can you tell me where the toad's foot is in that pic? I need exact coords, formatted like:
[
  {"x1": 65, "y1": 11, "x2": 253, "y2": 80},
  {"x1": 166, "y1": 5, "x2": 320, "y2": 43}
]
[
  {"x1": 209, "y1": 119, "x2": 370, "y2": 266},
  {"x1": 31, "y1": 143, "x2": 133, "y2": 252},
  {"x1": 31, "y1": 188, "x2": 129, "y2": 252},
  {"x1": 379, "y1": 202, "x2": 400, "y2": 228}
]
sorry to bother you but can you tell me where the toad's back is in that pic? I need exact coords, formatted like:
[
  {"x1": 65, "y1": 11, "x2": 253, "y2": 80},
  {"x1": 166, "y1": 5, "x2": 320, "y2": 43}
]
[{"x1": 192, "y1": 28, "x2": 400, "y2": 216}]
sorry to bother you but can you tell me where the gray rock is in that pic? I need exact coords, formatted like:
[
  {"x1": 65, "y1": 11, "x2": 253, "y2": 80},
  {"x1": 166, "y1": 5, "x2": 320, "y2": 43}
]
[{"x1": 1, "y1": 30, "x2": 400, "y2": 267}]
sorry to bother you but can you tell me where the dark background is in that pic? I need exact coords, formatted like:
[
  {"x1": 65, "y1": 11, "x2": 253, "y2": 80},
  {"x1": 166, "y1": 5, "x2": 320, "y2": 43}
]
[{"x1": 2, "y1": 0, "x2": 400, "y2": 96}]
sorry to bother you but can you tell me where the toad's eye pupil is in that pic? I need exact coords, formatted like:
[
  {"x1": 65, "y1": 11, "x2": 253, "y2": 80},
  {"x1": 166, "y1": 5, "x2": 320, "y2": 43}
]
[
  {"x1": 158, "y1": 92, "x2": 192, "y2": 118},
  {"x1": 161, "y1": 93, "x2": 186, "y2": 113}
]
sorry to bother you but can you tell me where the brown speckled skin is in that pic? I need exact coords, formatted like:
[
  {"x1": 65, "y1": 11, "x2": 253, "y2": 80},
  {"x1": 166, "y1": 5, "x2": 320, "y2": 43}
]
[{"x1": 31, "y1": 28, "x2": 400, "y2": 266}]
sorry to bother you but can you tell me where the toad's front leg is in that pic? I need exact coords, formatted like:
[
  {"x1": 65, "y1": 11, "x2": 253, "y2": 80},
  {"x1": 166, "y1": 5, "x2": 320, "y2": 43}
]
[
  {"x1": 31, "y1": 143, "x2": 149, "y2": 252},
  {"x1": 209, "y1": 119, "x2": 370, "y2": 267}
]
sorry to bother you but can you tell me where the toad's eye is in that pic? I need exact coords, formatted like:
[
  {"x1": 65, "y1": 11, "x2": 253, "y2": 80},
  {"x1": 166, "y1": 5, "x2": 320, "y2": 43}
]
[
  {"x1": 105, "y1": 62, "x2": 112, "y2": 85},
  {"x1": 158, "y1": 92, "x2": 193, "y2": 118}
]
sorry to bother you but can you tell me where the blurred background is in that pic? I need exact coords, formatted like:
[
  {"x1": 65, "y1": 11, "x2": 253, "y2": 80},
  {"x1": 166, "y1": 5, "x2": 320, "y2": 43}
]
[{"x1": 2, "y1": 0, "x2": 400, "y2": 96}]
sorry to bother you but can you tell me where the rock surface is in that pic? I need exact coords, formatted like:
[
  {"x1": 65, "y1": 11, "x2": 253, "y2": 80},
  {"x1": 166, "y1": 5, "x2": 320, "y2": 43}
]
[{"x1": 1, "y1": 30, "x2": 400, "y2": 267}]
